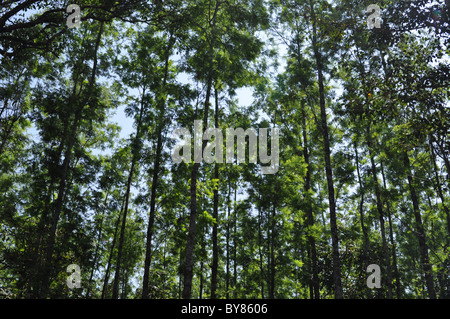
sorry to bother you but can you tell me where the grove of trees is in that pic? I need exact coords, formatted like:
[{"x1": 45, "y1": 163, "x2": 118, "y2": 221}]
[{"x1": 0, "y1": 0, "x2": 449, "y2": 299}]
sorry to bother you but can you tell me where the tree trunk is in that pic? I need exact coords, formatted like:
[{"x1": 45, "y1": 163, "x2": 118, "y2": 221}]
[
  {"x1": 309, "y1": 0, "x2": 343, "y2": 299},
  {"x1": 380, "y1": 161, "x2": 402, "y2": 299},
  {"x1": 233, "y1": 184, "x2": 237, "y2": 298},
  {"x1": 354, "y1": 140, "x2": 370, "y2": 296},
  {"x1": 257, "y1": 204, "x2": 265, "y2": 299},
  {"x1": 199, "y1": 259, "x2": 204, "y2": 299},
  {"x1": 27, "y1": 124, "x2": 71, "y2": 297},
  {"x1": 199, "y1": 224, "x2": 205, "y2": 299},
  {"x1": 182, "y1": 2, "x2": 220, "y2": 298},
  {"x1": 403, "y1": 152, "x2": 436, "y2": 299},
  {"x1": 366, "y1": 125, "x2": 392, "y2": 298},
  {"x1": 101, "y1": 198, "x2": 124, "y2": 299},
  {"x1": 142, "y1": 34, "x2": 175, "y2": 299},
  {"x1": 112, "y1": 87, "x2": 146, "y2": 299},
  {"x1": 301, "y1": 107, "x2": 319, "y2": 299},
  {"x1": 182, "y1": 86, "x2": 212, "y2": 299},
  {"x1": 226, "y1": 179, "x2": 231, "y2": 299},
  {"x1": 266, "y1": 205, "x2": 271, "y2": 299},
  {"x1": 269, "y1": 202, "x2": 276, "y2": 299},
  {"x1": 210, "y1": 86, "x2": 220, "y2": 299},
  {"x1": 86, "y1": 194, "x2": 108, "y2": 298}
]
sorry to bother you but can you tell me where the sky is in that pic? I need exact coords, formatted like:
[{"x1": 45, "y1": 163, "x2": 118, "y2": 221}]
[
  {"x1": 110, "y1": 27, "x2": 289, "y2": 141},
  {"x1": 110, "y1": 86, "x2": 256, "y2": 141}
]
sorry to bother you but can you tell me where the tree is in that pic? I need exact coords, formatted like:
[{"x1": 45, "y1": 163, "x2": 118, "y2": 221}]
[
  {"x1": 1, "y1": 0, "x2": 449, "y2": 300},
  {"x1": 179, "y1": 0, "x2": 268, "y2": 299}
]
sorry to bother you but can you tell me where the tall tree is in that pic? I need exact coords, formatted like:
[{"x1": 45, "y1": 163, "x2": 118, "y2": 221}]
[
  {"x1": 307, "y1": 0, "x2": 343, "y2": 298},
  {"x1": 39, "y1": 20, "x2": 106, "y2": 298},
  {"x1": 181, "y1": 0, "x2": 267, "y2": 298}
]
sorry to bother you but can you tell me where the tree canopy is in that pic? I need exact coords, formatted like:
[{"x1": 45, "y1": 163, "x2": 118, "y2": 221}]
[{"x1": 1, "y1": 0, "x2": 449, "y2": 299}]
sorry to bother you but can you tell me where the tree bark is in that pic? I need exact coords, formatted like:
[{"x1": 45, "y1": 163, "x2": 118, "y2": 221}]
[
  {"x1": 257, "y1": 204, "x2": 265, "y2": 299},
  {"x1": 403, "y1": 152, "x2": 436, "y2": 299},
  {"x1": 301, "y1": 106, "x2": 319, "y2": 299},
  {"x1": 380, "y1": 161, "x2": 402, "y2": 299},
  {"x1": 142, "y1": 34, "x2": 175, "y2": 299},
  {"x1": 182, "y1": 92, "x2": 211, "y2": 299},
  {"x1": 210, "y1": 86, "x2": 220, "y2": 299},
  {"x1": 354, "y1": 140, "x2": 371, "y2": 296},
  {"x1": 233, "y1": 184, "x2": 237, "y2": 299},
  {"x1": 366, "y1": 125, "x2": 392, "y2": 298},
  {"x1": 86, "y1": 194, "x2": 108, "y2": 298},
  {"x1": 101, "y1": 196, "x2": 125, "y2": 299},
  {"x1": 112, "y1": 87, "x2": 146, "y2": 299},
  {"x1": 309, "y1": 0, "x2": 343, "y2": 299},
  {"x1": 269, "y1": 202, "x2": 276, "y2": 299},
  {"x1": 226, "y1": 179, "x2": 231, "y2": 299},
  {"x1": 182, "y1": 2, "x2": 220, "y2": 298}
]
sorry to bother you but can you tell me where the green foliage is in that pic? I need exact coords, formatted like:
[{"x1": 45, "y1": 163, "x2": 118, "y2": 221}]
[{"x1": 0, "y1": 0, "x2": 449, "y2": 300}]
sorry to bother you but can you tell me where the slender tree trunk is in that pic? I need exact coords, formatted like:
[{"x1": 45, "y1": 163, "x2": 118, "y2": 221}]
[
  {"x1": 378, "y1": 47, "x2": 402, "y2": 298},
  {"x1": 86, "y1": 194, "x2": 108, "y2": 298},
  {"x1": 257, "y1": 204, "x2": 265, "y2": 299},
  {"x1": 366, "y1": 124, "x2": 392, "y2": 299},
  {"x1": 183, "y1": 3, "x2": 220, "y2": 298},
  {"x1": 266, "y1": 205, "x2": 271, "y2": 299},
  {"x1": 403, "y1": 152, "x2": 436, "y2": 299},
  {"x1": 301, "y1": 107, "x2": 319, "y2": 299},
  {"x1": 122, "y1": 268, "x2": 129, "y2": 299},
  {"x1": 112, "y1": 88, "x2": 146, "y2": 299},
  {"x1": 28, "y1": 166, "x2": 62, "y2": 297},
  {"x1": 179, "y1": 247, "x2": 183, "y2": 298},
  {"x1": 226, "y1": 179, "x2": 231, "y2": 299},
  {"x1": 380, "y1": 161, "x2": 402, "y2": 299},
  {"x1": 101, "y1": 199, "x2": 124, "y2": 299},
  {"x1": 354, "y1": 142, "x2": 369, "y2": 255},
  {"x1": 210, "y1": 86, "x2": 220, "y2": 299},
  {"x1": 309, "y1": 0, "x2": 343, "y2": 299},
  {"x1": 269, "y1": 202, "x2": 276, "y2": 299},
  {"x1": 142, "y1": 34, "x2": 175, "y2": 299},
  {"x1": 199, "y1": 259, "x2": 204, "y2": 299},
  {"x1": 354, "y1": 140, "x2": 370, "y2": 297},
  {"x1": 199, "y1": 224, "x2": 205, "y2": 300},
  {"x1": 111, "y1": 160, "x2": 136, "y2": 299},
  {"x1": 162, "y1": 240, "x2": 167, "y2": 298},
  {"x1": 182, "y1": 81, "x2": 212, "y2": 299},
  {"x1": 233, "y1": 184, "x2": 237, "y2": 298}
]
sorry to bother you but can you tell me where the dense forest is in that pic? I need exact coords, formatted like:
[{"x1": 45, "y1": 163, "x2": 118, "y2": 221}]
[{"x1": 0, "y1": 0, "x2": 449, "y2": 299}]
